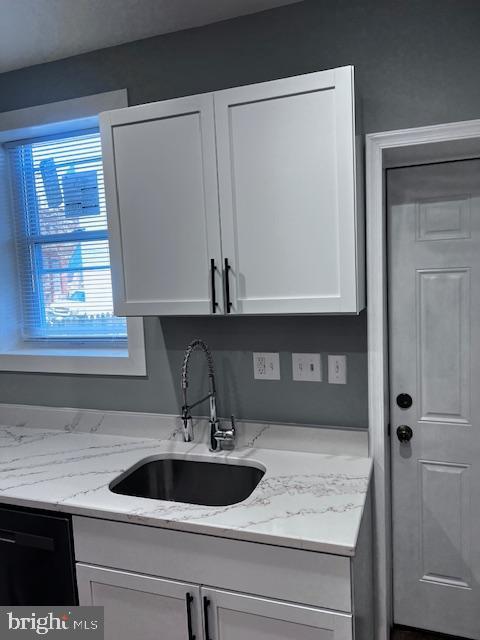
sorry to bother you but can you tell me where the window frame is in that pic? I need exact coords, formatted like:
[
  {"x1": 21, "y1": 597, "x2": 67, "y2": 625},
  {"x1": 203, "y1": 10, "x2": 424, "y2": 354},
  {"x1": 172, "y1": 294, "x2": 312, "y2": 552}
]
[
  {"x1": 0, "y1": 90, "x2": 146, "y2": 376},
  {"x1": 7, "y1": 126, "x2": 127, "y2": 342}
]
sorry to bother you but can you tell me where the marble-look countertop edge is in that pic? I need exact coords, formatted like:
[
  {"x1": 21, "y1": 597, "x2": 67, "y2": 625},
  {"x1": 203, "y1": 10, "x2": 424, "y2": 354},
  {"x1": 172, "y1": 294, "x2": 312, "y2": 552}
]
[
  {"x1": 0, "y1": 426, "x2": 372, "y2": 557},
  {"x1": 0, "y1": 494, "x2": 358, "y2": 556}
]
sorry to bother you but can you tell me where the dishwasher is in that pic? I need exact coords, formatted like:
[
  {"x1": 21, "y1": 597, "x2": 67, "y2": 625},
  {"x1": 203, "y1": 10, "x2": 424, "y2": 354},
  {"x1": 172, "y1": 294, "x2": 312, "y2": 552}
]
[{"x1": 0, "y1": 505, "x2": 78, "y2": 605}]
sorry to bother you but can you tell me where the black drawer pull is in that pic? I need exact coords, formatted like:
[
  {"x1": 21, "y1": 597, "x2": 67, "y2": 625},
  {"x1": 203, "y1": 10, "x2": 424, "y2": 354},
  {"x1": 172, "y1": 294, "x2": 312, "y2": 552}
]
[
  {"x1": 224, "y1": 258, "x2": 232, "y2": 313},
  {"x1": 185, "y1": 592, "x2": 196, "y2": 640},
  {"x1": 203, "y1": 597, "x2": 212, "y2": 640},
  {"x1": 210, "y1": 259, "x2": 218, "y2": 314}
]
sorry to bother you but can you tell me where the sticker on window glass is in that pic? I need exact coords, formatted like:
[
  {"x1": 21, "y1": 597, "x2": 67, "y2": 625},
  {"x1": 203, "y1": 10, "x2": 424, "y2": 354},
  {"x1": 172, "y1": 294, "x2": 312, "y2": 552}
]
[
  {"x1": 40, "y1": 158, "x2": 63, "y2": 208},
  {"x1": 62, "y1": 170, "x2": 100, "y2": 217}
]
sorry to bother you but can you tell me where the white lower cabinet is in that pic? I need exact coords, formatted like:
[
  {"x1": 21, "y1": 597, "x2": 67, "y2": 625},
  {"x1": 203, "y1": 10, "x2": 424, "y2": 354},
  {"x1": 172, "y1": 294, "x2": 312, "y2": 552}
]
[
  {"x1": 203, "y1": 588, "x2": 352, "y2": 640},
  {"x1": 77, "y1": 563, "x2": 351, "y2": 640},
  {"x1": 73, "y1": 511, "x2": 373, "y2": 640},
  {"x1": 76, "y1": 564, "x2": 201, "y2": 640}
]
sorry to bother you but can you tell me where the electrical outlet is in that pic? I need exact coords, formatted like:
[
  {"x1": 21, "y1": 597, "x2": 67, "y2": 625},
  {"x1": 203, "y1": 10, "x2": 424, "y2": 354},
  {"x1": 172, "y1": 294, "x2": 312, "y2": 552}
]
[
  {"x1": 292, "y1": 353, "x2": 322, "y2": 382},
  {"x1": 328, "y1": 355, "x2": 347, "y2": 384},
  {"x1": 253, "y1": 353, "x2": 280, "y2": 380}
]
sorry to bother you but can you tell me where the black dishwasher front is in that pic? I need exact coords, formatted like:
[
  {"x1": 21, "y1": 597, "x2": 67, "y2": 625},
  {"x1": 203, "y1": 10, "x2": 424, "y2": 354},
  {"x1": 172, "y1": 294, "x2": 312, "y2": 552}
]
[{"x1": 0, "y1": 505, "x2": 77, "y2": 605}]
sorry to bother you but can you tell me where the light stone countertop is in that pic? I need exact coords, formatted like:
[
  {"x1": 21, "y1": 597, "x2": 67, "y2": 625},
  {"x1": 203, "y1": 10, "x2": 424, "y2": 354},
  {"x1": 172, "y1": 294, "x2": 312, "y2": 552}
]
[{"x1": 0, "y1": 423, "x2": 372, "y2": 556}]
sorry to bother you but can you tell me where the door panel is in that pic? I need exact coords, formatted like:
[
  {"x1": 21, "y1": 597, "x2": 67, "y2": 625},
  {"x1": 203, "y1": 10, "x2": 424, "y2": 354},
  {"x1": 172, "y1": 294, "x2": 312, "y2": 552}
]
[
  {"x1": 388, "y1": 159, "x2": 480, "y2": 638},
  {"x1": 419, "y1": 460, "x2": 471, "y2": 588},
  {"x1": 203, "y1": 588, "x2": 352, "y2": 640},
  {"x1": 214, "y1": 67, "x2": 361, "y2": 314},
  {"x1": 76, "y1": 563, "x2": 201, "y2": 640},
  {"x1": 417, "y1": 268, "x2": 470, "y2": 423},
  {"x1": 100, "y1": 94, "x2": 222, "y2": 315}
]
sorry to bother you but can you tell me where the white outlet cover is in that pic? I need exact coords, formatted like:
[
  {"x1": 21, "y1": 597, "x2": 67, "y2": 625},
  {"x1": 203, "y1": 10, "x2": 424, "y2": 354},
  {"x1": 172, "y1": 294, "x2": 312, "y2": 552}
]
[
  {"x1": 253, "y1": 352, "x2": 280, "y2": 380},
  {"x1": 328, "y1": 354, "x2": 347, "y2": 384},
  {"x1": 292, "y1": 353, "x2": 322, "y2": 382}
]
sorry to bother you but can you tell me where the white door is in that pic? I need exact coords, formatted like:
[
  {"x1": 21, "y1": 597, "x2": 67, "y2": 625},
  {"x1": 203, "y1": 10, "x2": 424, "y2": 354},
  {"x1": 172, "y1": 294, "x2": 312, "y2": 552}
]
[
  {"x1": 202, "y1": 588, "x2": 352, "y2": 640},
  {"x1": 100, "y1": 93, "x2": 223, "y2": 315},
  {"x1": 76, "y1": 563, "x2": 201, "y2": 640},
  {"x1": 389, "y1": 159, "x2": 480, "y2": 638},
  {"x1": 214, "y1": 66, "x2": 363, "y2": 315}
]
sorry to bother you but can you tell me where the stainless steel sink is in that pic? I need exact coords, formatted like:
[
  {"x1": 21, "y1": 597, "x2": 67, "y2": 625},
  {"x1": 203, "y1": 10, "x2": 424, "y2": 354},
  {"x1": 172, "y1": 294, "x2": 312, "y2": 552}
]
[{"x1": 109, "y1": 457, "x2": 265, "y2": 507}]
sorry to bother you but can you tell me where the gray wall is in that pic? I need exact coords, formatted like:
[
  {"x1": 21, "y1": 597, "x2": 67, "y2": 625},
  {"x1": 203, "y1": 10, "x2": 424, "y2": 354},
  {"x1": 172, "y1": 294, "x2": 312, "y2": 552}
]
[{"x1": 0, "y1": 0, "x2": 479, "y2": 427}]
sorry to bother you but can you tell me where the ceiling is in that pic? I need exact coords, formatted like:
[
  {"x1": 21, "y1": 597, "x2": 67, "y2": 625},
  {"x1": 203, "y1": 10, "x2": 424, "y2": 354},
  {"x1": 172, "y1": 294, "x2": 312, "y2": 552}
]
[{"x1": 0, "y1": 0, "x2": 303, "y2": 74}]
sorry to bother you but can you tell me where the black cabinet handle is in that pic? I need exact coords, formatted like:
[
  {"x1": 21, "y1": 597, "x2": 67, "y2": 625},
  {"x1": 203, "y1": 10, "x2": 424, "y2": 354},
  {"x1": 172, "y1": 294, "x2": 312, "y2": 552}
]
[
  {"x1": 210, "y1": 259, "x2": 218, "y2": 314},
  {"x1": 203, "y1": 597, "x2": 212, "y2": 640},
  {"x1": 185, "y1": 593, "x2": 196, "y2": 640},
  {"x1": 224, "y1": 258, "x2": 232, "y2": 313}
]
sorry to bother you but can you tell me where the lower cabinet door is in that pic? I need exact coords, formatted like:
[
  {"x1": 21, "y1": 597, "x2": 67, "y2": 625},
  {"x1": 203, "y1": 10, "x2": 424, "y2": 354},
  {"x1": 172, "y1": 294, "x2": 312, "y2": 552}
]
[
  {"x1": 201, "y1": 588, "x2": 352, "y2": 640},
  {"x1": 76, "y1": 563, "x2": 201, "y2": 640}
]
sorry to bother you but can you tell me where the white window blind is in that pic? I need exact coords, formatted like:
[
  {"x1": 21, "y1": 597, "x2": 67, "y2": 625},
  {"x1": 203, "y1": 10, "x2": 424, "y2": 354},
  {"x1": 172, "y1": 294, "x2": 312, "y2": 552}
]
[{"x1": 5, "y1": 128, "x2": 127, "y2": 342}]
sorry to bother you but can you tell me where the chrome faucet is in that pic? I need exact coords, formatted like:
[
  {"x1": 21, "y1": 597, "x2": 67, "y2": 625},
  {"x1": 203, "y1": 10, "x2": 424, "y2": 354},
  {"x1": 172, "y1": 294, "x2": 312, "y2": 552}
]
[{"x1": 180, "y1": 339, "x2": 235, "y2": 451}]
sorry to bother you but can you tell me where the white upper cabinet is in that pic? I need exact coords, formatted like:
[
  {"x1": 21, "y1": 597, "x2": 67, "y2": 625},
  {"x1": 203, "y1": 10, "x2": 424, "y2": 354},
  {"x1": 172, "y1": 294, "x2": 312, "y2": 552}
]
[
  {"x1": 100, "y1": 66, "x2": 364, "y2": 316},
  {"x1": 100, "y1": 93, "x2": 223, "y2": 316},
  {"x1": 215, "y1": 66, "x2": 363, "y2": 314}
]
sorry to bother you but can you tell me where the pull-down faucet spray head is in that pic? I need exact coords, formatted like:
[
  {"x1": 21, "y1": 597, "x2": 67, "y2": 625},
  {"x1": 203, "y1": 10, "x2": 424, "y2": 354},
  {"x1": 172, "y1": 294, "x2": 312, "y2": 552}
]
[{"x1": 180, "y1": 339, "x2": 219, "y2": 446}]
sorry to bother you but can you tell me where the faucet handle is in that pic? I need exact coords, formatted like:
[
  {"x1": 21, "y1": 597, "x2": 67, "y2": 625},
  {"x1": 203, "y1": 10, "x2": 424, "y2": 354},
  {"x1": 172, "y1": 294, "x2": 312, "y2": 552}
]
[
  {"x1": 181, "y1": 407, "x2": 194, "y2": 442},
  {"x1": 216, "y1": 415, "x2": 236, "y2": 437},
  {"x1": 230, "y1": 415, "x2": 237, "y2": 447},
  {"x1": 213, "y1": 415, "x2": 236, "y2": 450}
]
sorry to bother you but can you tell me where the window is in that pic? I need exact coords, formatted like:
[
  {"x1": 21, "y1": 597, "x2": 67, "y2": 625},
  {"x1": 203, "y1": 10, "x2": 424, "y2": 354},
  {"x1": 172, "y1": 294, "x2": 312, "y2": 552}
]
[
  {"x1": 6, "y1": 129, "x2": 127, "y2": 343},
  {"x1": 0, "y1": 90, "x2": 145, "y2": 375}
]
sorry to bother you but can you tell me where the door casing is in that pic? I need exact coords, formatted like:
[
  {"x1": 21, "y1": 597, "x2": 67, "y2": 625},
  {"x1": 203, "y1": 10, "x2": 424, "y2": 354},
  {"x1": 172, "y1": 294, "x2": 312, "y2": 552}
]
[{"x1": 366, "y1": 119, "x2": 480, "y2": 640}]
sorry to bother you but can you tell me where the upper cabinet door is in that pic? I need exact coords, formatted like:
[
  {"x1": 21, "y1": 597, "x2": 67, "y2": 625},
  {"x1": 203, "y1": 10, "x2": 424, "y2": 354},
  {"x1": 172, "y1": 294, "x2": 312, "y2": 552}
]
[
  {"x1": 214, "y1": 66, "x2": 364, "y2": 314},
  {"x1": 100, "y1": 93, "x2": 223, "y2": 316}
]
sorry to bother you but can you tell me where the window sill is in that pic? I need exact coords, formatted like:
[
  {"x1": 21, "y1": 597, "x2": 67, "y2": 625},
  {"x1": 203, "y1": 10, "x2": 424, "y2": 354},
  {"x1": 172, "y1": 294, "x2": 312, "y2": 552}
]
[{"x1": 0, "y1": 319, "x2": 146, "y2": 376}]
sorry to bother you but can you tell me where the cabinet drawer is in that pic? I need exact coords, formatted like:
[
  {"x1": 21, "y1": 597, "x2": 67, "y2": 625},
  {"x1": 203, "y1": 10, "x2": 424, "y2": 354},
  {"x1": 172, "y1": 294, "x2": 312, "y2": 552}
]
[{"x1": 73, "y1": 516, "x2": 352, "y2": 612}]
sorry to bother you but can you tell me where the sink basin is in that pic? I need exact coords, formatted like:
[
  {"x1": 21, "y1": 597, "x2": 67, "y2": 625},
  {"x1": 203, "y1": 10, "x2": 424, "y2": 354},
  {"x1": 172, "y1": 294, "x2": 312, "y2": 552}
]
[{"x1": 110, "y1": 457, "x2": 265, "y2": 507}]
